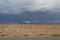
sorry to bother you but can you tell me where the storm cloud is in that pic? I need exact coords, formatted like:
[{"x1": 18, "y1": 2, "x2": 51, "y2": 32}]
[{"x1": 0, "y1": 0, "x2": 60, "y2": 14}]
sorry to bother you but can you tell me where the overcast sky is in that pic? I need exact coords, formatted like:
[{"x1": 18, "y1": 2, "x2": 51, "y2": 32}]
[
  {"x1": 0, "y1": 0, "x2": 60, "y2": 23},
  {"x1": 0, "y1": 0, "x2": 60, "y2": 14}
]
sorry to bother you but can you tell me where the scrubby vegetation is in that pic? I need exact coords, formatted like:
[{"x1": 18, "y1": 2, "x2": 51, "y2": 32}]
[
  {"x1": 51, "y1": 33, "x2": 60, "y2": 36},
  {"x1": 0, "y1": 24, "x2": 60, "y2": 36}
]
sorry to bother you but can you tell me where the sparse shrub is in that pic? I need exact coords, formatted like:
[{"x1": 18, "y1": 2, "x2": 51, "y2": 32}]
[
  {"x1": 51, "y1": 33, "x2": 60, "y2": 36},
  {"x1": 23, "y1": 34, "x2": 29, "y2": 36},
  {"x1": 37, "y1": 34, "x2": 46, "y2": 36},
  {"x1": 13, "y1": 35, "x2": 17, "y2": 37},
  {"x1": 0, "y1": 34, "x2": 6, "y2": 36}
]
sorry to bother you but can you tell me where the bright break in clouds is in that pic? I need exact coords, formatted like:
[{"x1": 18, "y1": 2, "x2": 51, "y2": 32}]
[{"x1": 0, "y1": 0, "x2": 60, "y2": 14}]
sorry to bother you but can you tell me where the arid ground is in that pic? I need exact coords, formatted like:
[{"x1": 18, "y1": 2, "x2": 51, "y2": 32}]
[{"x1": 0, "y1": 23, "x2": 60, "y2": 36}]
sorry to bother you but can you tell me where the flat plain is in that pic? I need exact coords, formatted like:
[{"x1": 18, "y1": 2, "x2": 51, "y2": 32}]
[{"x1": 0, "y1": 23, "x2": 60, "y2": 36}]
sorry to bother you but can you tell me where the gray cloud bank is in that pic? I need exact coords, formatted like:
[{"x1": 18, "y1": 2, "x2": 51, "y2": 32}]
[{"x1": 0, "y1": 0, "x2": 60, "y2": 14}]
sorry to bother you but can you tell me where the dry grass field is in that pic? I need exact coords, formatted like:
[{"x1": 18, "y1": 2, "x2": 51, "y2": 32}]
[{"x1": 0, "y1": 23, "x2": 60, "y2": 36}]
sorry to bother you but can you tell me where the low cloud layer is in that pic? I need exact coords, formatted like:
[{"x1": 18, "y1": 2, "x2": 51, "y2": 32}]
[{"x1": 0, "y1": 0, "x2": 60, "y2": 14}]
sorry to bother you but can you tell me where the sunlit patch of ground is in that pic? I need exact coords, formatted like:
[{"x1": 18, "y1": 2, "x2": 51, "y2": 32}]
[{"x1": 0, "y1": 23, "x2": 60, "y2": 37}]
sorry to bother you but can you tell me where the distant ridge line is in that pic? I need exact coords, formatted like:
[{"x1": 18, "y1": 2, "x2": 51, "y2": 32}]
[{"x1": 0, "y1": 22, "x2": 60, "y2": 24}]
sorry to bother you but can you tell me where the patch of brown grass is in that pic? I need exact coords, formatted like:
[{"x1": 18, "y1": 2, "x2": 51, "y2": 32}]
[{"x1": 0, "y1": 24, "x2": 60, "y2": 36}]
